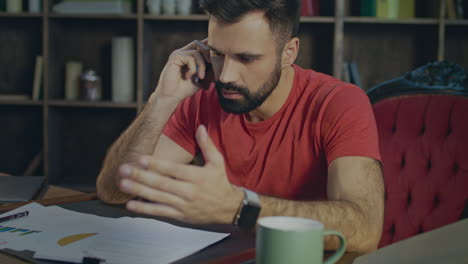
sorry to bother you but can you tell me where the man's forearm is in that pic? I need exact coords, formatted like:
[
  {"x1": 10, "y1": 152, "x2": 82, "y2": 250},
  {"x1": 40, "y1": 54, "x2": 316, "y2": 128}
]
[
  {"x1": 96, "y1": 93, "x2": 181, "y2": 203},
  {"x1": 258, "y1": 196, "x2": 382, "y2": 253}
]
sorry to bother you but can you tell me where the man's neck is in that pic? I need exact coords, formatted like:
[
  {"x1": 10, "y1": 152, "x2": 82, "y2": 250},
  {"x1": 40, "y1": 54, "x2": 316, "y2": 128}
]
[{"x1": 246, "y1": 65, "x2": 295, "y2": 123}]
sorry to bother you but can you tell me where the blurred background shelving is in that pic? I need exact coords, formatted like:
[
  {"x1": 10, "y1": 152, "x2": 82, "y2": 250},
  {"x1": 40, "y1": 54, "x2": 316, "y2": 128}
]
[{"x1": 0, "y1": 0, "x2": 467, "y2": 191}]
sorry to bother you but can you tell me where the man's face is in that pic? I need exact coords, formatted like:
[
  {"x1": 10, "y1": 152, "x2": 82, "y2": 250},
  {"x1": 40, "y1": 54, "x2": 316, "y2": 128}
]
[{"x1": 207, "y1": 11, "x2": 283, "y2": 114}]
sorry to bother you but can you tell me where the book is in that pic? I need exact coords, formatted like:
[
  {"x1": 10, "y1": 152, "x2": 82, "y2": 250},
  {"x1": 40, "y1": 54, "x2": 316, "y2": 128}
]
[
  {"x1": 377, "y1": 0, "x2": 399, "y2": 19},
  {"x1": 422, "y1": 0, "x2": 440, "y2": 18},
  {"x1": 348, "y1": 62, "x2": 363, "y2": 89},
  {"x1": 464, "y1": 0, "x2": 468, "y2": 18},
  {"x1": 342, "y1": 62, "x2": 351, "y2": 83},
  {"x1": 398, "y1": 0, "x2": 415, "y2": 19},
  {"x1": 301, "y1": 0, "x2": 319, "y2": 16},
  {"x1": 456, "y1": 0, "x2": 464, "y2": 19},
  {"x1": 361, "y1": 0, "x2": 377, "y2": 17},
  {"x1": 447, "y1": 0, "x2": 457, "y2": 19},
  {"x1": 32, "y1": 55, "x2": 43, "y2": 101}
]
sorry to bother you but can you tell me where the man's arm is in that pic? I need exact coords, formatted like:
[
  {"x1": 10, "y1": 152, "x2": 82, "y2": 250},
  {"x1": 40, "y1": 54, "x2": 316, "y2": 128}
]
[
  {"x1": 117, "y1": 127, "x2": 384, "y2": 253},
  {"x1": 96, "y1": 40, "x2": 211, "y2": 203},
  {"x1": 258, "y1": 156, "x2": 384, "y2": 253},
  {"x1": 96, "y1": 95, "x2": 184, "y2": 204}
]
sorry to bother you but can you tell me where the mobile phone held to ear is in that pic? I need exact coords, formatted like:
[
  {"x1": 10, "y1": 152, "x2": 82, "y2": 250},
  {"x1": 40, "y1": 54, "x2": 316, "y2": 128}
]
[{"x1": 193, "y1": 63, "x2": 213, "y2": 90}]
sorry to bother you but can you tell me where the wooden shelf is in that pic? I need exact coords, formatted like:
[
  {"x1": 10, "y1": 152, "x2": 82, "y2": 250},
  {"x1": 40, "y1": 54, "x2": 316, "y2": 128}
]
[
  {"x1": 345, "y1": 17, "x2": 439, "y2": 25},
  {"x1": 48, "y1": 13, "x2": 137, "y2": 20},
  {"x1": 144, "y1": 14, "x2": 209, "y2": 21},
  {"x1": 143, "y1": 15, "x2": 336, "y2": 23},
  {"x1": 300, "y1": 16, "x2": 335, "y2": 23},
  {"x1": 48, "y1": 100, "x2": 138, "y2": 109},
  {"x1": 0, "y1": 100, "x2": 42, "y2": 106},
  {"x1": 445, "y1": 20, "x2": 468, "y2": 26},
  {"x1": 0, "y1": 12, "x2": 43, "y2": 18}
]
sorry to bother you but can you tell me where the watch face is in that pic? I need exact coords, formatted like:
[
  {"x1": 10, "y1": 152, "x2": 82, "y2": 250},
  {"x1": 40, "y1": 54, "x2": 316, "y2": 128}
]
[{"x1": 238, "y1": 202, "x2": 261, "y2": 230}]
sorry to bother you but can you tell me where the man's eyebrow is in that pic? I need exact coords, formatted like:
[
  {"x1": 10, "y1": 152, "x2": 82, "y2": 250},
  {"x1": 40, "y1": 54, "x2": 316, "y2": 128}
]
[
  {"x1": 207, "y1": 44, "x2": 222, "y2": 54},
  {"x1": 207, "y1": 44, "x2": 263, "y2": 57}
]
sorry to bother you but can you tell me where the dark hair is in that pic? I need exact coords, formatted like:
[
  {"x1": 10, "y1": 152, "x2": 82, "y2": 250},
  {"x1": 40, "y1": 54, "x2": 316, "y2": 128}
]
[{"x1": 200, "y1": 0, "x2": 301, "y2": 44}]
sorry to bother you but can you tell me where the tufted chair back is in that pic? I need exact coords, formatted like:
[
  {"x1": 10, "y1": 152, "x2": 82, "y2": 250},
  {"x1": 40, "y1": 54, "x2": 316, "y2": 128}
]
[{"x1": 367, "y1": 62, "x2": 468, "y2": 248}]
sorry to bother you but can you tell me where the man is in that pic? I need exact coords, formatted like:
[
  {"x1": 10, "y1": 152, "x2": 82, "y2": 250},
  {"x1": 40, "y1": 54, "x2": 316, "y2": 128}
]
[{"x1": 97, "y1": 0, "x2": 384, "y2": 253}]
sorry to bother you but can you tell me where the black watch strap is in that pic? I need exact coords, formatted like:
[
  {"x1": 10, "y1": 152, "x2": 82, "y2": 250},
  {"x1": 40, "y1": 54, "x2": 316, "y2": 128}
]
[{"x1": 234, "y1": 188, "x2": 261, "y2": 230}]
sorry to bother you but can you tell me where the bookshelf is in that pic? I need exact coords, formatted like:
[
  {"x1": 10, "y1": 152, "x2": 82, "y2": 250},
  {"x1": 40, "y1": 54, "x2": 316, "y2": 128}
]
[{"x1": 0, "y1": 0, "x2": 467, "y2": 191}]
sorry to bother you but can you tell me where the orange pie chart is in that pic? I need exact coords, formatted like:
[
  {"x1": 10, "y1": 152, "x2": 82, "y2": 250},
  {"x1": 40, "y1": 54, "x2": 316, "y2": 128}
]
[{"x1": 58, "y1": 233, "x2": 97, "y2": 246}]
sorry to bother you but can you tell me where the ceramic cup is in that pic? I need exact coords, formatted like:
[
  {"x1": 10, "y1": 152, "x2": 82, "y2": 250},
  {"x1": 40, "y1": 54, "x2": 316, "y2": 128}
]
[{"x1": 256, "y1": 217, "x2": 346, "y2": 264}]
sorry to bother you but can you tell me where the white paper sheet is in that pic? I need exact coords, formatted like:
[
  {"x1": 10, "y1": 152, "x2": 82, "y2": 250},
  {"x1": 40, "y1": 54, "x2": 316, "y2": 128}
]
[{"x1": 0, "y1": 203, "x2": 229, "y2": 264}]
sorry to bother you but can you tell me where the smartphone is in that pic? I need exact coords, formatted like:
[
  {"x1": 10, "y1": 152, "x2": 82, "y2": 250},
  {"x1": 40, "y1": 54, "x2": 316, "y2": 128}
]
[{"x1": 193, "y1": 63, "x2": 213, "y2": 90}]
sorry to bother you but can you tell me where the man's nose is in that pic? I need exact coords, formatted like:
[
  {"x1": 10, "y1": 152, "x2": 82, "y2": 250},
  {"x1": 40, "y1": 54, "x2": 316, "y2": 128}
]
[{"x1": 219, "y1": 58, "x2": 240, "y2": 84}]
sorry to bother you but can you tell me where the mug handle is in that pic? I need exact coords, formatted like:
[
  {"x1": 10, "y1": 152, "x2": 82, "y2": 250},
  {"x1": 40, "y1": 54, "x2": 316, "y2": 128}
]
[{"x1": 323, "y1": 230, "x2": 346, "y2": 264}]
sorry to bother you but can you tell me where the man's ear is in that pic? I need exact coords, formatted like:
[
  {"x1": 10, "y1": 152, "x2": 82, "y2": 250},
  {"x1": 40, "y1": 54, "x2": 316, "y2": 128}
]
[{"x1": 282, "y1": 37, "x2": 300, "y2": 68}]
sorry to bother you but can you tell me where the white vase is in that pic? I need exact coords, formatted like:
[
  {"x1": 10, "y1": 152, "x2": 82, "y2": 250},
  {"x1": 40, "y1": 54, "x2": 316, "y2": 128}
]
[
  {"x1": 6, "y1": 0, "x2": 22, "y2": 13},
  {"x1": 112, "y1": 37, "x2": 135, "y2": 103},
  {"x1": 147, "y1": 0, "x2": 161, "y2": 15},
  {"x1": 28, "y1": 0, "x2": 41, "y2": 13},
  {"x1": 176, "y1": 0, "x2": 192, "y2": 15},
  {"x1": 162, "y1": 0, "x2": 176, "y2": 15}
]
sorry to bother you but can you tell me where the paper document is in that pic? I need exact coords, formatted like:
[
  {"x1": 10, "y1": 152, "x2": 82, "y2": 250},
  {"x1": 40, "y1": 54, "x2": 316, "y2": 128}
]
[{"x1": 0, "y1": 203, "x2": 229, "y2": 264}]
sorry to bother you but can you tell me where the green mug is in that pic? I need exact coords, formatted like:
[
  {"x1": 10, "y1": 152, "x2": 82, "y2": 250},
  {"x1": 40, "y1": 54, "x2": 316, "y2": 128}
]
[{"x1": 256, "y1": 216, "x2": 346, "y2": 264}]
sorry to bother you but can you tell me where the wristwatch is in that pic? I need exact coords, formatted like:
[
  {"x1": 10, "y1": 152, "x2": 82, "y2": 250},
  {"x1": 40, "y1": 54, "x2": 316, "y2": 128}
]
[{"x1": 234, "y1": 188, "x2": 261, "y2": 230}]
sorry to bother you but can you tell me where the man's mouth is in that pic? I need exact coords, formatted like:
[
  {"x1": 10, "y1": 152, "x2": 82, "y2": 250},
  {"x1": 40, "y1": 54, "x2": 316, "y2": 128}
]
[{"x1": 222, "y1": 89, "x2": 243, "y2": 99}]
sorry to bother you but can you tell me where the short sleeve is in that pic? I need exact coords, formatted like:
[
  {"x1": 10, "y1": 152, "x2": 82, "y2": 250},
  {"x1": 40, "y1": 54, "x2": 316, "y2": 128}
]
[
  {"x1": 162, "y1": 96, "x2": 198, "y2": 156},
  {"x1": 321, "y1": 85, "x2": 381, "y2": 165}
]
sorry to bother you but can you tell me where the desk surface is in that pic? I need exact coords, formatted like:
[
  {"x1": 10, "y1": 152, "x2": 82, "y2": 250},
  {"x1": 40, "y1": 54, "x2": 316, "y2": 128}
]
[{"x1": 0, "y1": 187, "x2": 359, "y2": 264}]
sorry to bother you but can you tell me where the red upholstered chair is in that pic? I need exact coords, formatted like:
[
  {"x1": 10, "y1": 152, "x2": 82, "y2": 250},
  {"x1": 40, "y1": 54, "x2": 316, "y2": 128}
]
[{"x1": 367, "y1": 61, "x2": 468, "y2": 248}]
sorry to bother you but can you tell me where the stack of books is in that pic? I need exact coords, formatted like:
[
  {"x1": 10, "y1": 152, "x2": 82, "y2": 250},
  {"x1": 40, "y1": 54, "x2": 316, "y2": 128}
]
[{"x1": 361, "y1": 0, "x2": 416, "y2": 19}]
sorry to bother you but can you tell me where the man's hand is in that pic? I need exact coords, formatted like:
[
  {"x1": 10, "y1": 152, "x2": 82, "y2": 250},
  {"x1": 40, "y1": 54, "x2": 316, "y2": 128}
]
[
  {"x1": 118, "y1": 125, "x2": 244, "y2": 225},
  {"x1": 155, "y1": 39, "x2": 212, "y2": 102}
]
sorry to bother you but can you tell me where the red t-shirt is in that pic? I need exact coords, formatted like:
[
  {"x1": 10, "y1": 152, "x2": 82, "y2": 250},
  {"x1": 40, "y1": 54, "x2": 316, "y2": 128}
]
[{"x1": 163, "y1": 65, "x2": 381, "y2": 200}]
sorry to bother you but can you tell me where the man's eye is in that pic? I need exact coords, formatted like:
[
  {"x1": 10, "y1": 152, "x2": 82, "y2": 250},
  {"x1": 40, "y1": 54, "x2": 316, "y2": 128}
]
[
  {"x1": 239, "y1": 56, "x2": 254, "y2": 63},
  {"x1": 211, "y1": 51, "x2": 223, "y2": 57}
]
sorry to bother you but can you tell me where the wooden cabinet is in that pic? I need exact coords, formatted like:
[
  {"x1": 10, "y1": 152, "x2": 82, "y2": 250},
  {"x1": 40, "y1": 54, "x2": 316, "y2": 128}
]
[{"x1": 0, "y1": 0, "x2": 466, "y2": 191}]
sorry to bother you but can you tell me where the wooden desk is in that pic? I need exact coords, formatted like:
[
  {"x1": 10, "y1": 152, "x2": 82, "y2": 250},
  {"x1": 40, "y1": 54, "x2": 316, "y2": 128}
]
[{"x1": 0, "y1": 192, "x2": 360, "y2": 264}]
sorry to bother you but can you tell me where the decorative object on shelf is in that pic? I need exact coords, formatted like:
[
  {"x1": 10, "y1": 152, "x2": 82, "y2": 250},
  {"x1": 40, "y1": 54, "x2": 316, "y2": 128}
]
[
  {"x1": 162, "y1": 0, "x2": 176, "y2": 15},
  {"x1": 79, "y1": 69, "x2": 102, "y2": 101},
  {"x1": 147, "y1": 0, "x2": 161, "y2": 15},
  {"x1": 6, "y1": 0, "x2": 22, "y2": 13},
  {"x1": 28, "y1": 0, "x2": 41, "y2": 13},
  {"x1": 32, "y1": 56, "x2": 43, "y2": 100},
  {"x1": 112, "y1": 37, "x2": 134, "y2": 103},
  {"x1": 65, "y1": 61, "x2": 83, "y2": 100},
  {"x1": 176, "y1": 0, "x2": 192, "y2": 15},
  {"x1": 52, "y1": 0, "x2": 132, "y2": 14}
]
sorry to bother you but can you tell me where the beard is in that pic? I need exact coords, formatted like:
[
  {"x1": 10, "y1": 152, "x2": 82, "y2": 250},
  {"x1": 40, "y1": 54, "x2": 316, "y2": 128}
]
[{"x1": 215, "y1": 62, "x2": 282, "y2": 114}]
